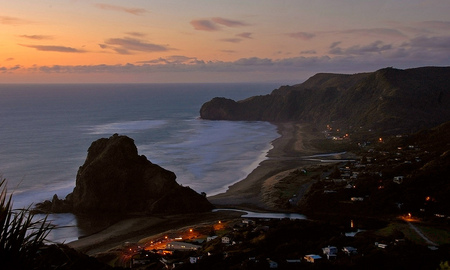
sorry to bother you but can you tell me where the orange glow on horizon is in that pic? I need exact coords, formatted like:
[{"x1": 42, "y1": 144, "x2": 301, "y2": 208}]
[{"x1": 1, "y1": 1, "x2": 449, "y2": 83}]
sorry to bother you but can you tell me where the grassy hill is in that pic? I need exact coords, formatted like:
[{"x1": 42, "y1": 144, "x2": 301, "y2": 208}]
[{"x1": 200, "y1": 66, "x2": 450, "y2": 135}]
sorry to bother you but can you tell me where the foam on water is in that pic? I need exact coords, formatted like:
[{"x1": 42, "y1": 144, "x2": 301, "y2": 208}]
[
  {"x1": 137, "y1": 119, "x2": 278, "y2": 195},
  {"x1": 0, "y1": 83, "x2": 280, "y2": 242},
  {"x1": 86, "y1": 119, "x2": 167, "y2": 135}
]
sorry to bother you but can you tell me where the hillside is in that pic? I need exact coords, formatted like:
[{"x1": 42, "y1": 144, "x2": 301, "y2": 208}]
[
  {"x1": 200, "y1": 66, "x2": 450, "y2": 134},
  {"x1": 296, "y1": 120, "x2": 450, "y2": 219}
]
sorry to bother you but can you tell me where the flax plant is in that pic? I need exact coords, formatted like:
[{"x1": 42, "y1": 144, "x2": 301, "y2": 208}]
[{"x1": 0, "y1": 179, "x2": 53, "y2": 268}]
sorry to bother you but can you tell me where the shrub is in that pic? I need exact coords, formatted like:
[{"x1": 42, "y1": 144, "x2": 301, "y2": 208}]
[{"x1": 0, "y1": 179, "x2": 53, "y2": 269}]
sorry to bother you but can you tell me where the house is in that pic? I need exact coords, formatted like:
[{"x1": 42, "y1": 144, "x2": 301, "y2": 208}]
[
  {"x1": 221, "y1": 236, "x2": 231, "y2": 244},
  {"x1": 393, "y1": 176, "x2": 404, "y2": 184},
  {"x1": 131, "y1": 251, "x2": 154, "y2": 266},
  {"x1": 322, "y1": 246, "x2": 338, "y2": 256},
  {"x1": 304, "y1": 254, "x2": 322, "y2": 263},
  {"x1": 242, "y1": 219, "x2": 255, "y2": 226},
  {"x1": 326, "y1": 254, "x2": 337, "y2": 260},
  {"x1": 166, "y1": 241, "x2": 201, "y2": 251},
  {"x1": 342, "y1": 246, "x2": 358, "y2": 255},
  {"x1": 206, "y1": 235, "x2": 218, "y2": 242},
  {"x1": 375, "y1": 242, "x2": 388, "y2": 249},
  {"x1": 322, "y1": 246, "x2": 338, "y2": 260},
  {"x1": 345, "y1": 183, "x2": 354, "y2": 189},
  {"x1": 267, "y1": 259, "x2": 278, "y2": 269},
  {"x1": 189, "y1": 256, "x2": 202, "y2": 264}
]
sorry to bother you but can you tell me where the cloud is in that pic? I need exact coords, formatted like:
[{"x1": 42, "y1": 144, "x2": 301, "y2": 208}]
[
  {"x1": 407, "y1": 35, "x2": 450, "y2": 49},
  {"x1": 94, "y1": 3, "x2": 147, "y2": 15},
  {"x1": 190, "y1": 17, "x2": 249, "y2": 31},
  {"x1": 419, "y1": 21, "x2": 450, "y2": 30},
  {"x1": 125, "y1": 32, "x2": 146, "y2": 37},
  {"x1": 236, "y1": 32, "x2": 252, "y2": 39},
  {"x1": 137, "y1": 55, "x2": 205, "y2": 65},
  {"x1": 6, "y1": 51, "x2": 448, "y2": 84},
  {"x1": 338, "y1": 28, "x2": 407, "y2": 38},
  {"x1": 19, "y1": 44, "x2": 86, "y2": 53},
  {"x1": 101, "y1": 37, "x2": 171, "y2": 54},
  {"x1": 287, "y1": 32, "x2": 315, "y2": 40},
  {"x1": 286, "y1": 27, "x2": 405, "y2": 42},
  {"x1": 190, "y1": 19, "x2": 220, "y2": 31},
  {"x1": 0, "y1": 16, "x2": 30, "y2": 25},
  {"x1": 220, "y1": 38, "x2": 242, "y2": 43},
  {"x1": 329, "y1": 40, "x2": 392, "y2": 55},
  {"x1": 27, "y1": 56, "x2": 350, "y2": 75},
  {"x1": 300, "y1": 50, "x2": 316, "y2": 55},
  {"x1": 0, "y1": 65, "x2": 21, "y2": 73},
  {"x1": 7, "y1": 33, "x2": 450, "y2": 82},
  {"x1": 233, "y1": 57, "x2": 274, "y2": 66},
  {"x1": 330, "y1": 41, "x2": 341, "y2": 49},
  {"x1": 19, "y1": 35, "x2": 53, "y2": 40},
  {"x1": 5, "y1": 58, "x2": 14, "y2": 61},
  {"x1": 211, "y1": 17, "x2": 248, "y2": 27}
]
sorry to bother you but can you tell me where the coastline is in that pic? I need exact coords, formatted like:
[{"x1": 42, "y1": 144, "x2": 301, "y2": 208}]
[
  {"x1": 67, "y1": 122, "x2": 327, "y2": 255},
  {"x1": 207, "y1": 122, "x2": 322, "y2": 210}
]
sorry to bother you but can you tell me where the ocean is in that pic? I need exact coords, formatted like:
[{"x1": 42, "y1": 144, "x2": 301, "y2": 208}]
[{"x1": 0, "y1": 83, "x2": 280, "y2": 243}]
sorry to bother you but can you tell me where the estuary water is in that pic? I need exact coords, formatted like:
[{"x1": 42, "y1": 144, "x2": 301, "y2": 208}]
[{"x1": 0, "y1": 83, "x2": 280, "y2": 243}]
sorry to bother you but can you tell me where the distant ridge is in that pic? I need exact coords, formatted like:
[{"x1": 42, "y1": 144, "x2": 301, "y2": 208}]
[{"x1": 200, "y1": 66, "x2": 450, "y2": 134}]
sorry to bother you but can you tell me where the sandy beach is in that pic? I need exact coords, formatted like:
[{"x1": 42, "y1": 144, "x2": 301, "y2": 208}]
[
  {"x1": 208, "y1": 122, "x2": 322, "y2": 209},
  {"x1": 68, "y1": 122, "x2": 326, "y2": 255}
]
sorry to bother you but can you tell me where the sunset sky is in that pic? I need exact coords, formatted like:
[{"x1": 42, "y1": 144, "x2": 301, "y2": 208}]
[{"x1": 1, "y1": 0, "x2": 449, "y2": 83}]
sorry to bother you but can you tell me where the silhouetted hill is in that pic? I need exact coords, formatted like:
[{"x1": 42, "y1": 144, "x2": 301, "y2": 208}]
[{"x1": 200, "y1": 67, "x2": 450, "y2": 134}]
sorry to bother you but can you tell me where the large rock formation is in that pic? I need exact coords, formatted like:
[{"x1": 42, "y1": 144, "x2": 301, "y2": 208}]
[
  {"x1": 200, "y1": 67, "x2": 450, "y2": 134},
  {"x1": 36, "y1": 134, "x2": 213, "y2": 215}
]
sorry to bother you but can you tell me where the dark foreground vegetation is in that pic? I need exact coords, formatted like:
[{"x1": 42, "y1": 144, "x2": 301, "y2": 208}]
[{"x1": 0, "y1": 180, "x2": 116, "y2": 270}]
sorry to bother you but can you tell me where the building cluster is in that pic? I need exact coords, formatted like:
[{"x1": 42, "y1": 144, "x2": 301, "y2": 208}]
[
  {"x1": 316, "y1": 131, "x2": 448, "y2": 220},
  {"x1": 124, "y1": 217, "x2": 362, "y2": 269}
]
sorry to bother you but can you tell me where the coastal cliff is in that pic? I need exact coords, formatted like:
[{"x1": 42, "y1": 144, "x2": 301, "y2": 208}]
[
  {"x1": 36, "y1": 134, "x2": 213, "y2": 215},
  {"x1": 200, "y1": 66, "x2": 450, "y2": 134}
]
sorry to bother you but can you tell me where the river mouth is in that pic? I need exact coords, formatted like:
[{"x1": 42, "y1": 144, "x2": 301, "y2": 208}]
[{"x1": 213, "y1": 209, "x2": 307, "y2": 220}]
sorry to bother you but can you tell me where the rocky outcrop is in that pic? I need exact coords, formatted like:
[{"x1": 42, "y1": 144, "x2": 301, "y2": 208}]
[{"x1": 35, "y1": 134, "x2": 213, "y2": 215}]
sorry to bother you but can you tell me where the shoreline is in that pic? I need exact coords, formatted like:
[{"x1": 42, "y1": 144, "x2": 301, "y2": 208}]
[
  {"x1": 207, "y1": 122, "x2": 323, "y2": 209},
  {"x1": 206, "y1": 125, "x2": 278, "y2": 197},
  {"x1": 67, "y1": 122, "x2": 332, "y2": 255}
]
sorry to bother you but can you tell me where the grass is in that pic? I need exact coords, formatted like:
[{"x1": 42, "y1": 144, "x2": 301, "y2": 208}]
[
  {"x1": 376, "y1": 222, "x2": 426, "y2": 244},
  {"x1": 376, "y1": 220, "x2": 450, "y2": 246},
  {"x1": 415, "y1": 224, "x2": 450, "y2": 245}
]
